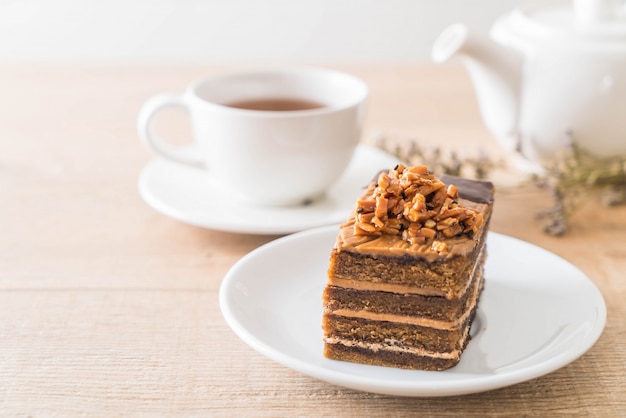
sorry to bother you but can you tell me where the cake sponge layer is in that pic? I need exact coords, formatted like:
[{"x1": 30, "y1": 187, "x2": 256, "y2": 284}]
[
  {"x1": 323, "y1": 341, "x2": 462, "y2": 371},
  {"x1": 328, "y1": 249, "x2": 477, "y2": 299}
]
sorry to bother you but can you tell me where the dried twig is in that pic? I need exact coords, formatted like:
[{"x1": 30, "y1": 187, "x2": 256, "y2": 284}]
[{"x1": 371, "y1": 134, "x2": 501, "y2": 180}]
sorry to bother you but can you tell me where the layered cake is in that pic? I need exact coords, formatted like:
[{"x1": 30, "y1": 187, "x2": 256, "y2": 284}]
[{"x1": 322, "y1": 164, "x2": 494, "y2": 370}]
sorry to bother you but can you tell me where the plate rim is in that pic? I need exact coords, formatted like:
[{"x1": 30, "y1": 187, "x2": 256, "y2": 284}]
[
  {"x1": 137, "y1": 144, "x2": 399, "y2": 235},
  {"x1": 219, "y1": 226, "x2": 607, "y2": 396}
]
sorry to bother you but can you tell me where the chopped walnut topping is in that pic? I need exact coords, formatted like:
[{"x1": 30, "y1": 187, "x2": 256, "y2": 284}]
[{"x1": 354, "y1": 164, "x2": 484, "y2": 245}]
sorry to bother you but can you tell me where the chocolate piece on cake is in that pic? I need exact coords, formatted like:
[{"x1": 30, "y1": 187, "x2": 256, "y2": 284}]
[{"x1": 322, "y1": 165, "x2": 494, "y2": 371}]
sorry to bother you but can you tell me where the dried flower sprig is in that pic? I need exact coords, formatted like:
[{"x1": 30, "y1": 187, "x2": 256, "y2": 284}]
[
  {"x1": 369, "y1": 133, "x2": 501, "y2": 180},
  {"x1": 534, "y1": 134, "x2": 626, "y2": 235}
]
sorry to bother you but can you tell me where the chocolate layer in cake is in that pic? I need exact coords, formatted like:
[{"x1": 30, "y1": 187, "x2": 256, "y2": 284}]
[{"x1": 322, "y1": 165, "x2": 494, "y2": 371}]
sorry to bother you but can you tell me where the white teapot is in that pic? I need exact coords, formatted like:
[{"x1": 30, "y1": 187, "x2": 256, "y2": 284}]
[{"x1": 432, "y1": 0, "x2": 626, "y2": 170}]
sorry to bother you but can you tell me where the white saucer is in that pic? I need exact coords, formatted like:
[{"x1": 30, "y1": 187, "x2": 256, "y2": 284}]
[
  {"x1": 138, "y1": 144, "x2": 399, "y2": 235},
  {"x1": 219, "y1": 226, "x2": 607, "y2": 397}
]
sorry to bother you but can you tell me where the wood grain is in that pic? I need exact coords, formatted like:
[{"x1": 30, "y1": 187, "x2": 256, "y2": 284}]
[{"x1": 1, "y1": 63, "x2": 624, "y2": 416}]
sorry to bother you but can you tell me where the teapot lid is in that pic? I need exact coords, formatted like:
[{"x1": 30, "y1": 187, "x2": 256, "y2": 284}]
[{"x1": 495, "y1": 0, "x2": 626, "y2": 46}]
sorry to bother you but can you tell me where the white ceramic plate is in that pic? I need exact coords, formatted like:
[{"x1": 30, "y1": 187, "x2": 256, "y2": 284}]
[
  {"x1": 138, "y1": 144, "x2": 399, "y2": 235},
  {"x1": 219, "y1": 226, "x2": 607, "y2": 397}
]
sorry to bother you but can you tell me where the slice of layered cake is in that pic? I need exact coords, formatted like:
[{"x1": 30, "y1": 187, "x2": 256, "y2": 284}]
[{"x1": 322, "y1": 164, "x2": 494, "y2": 370}]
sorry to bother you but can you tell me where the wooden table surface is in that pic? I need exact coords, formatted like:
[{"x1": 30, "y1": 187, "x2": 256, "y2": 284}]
[{"x1": 1, "y1": 63, "x2": 624, "y2": 416}]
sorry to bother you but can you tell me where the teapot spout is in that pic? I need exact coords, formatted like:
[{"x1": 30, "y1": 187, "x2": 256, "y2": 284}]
[{"x1": 432, "y1": 24, "x2": 522, "y2": 153}]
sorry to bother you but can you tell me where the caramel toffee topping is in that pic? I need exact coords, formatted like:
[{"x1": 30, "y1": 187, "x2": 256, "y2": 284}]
[
  {"x1": 338, "y1": 166, "x2": 494, "y2": 259},
  {"x1": 353, "y1": 165, "x2": 484, "y2": 245}
]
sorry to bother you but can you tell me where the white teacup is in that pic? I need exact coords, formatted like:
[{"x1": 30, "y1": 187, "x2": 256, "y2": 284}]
[{"x1": 137, "y1": 67, "x2": 368, "y2": 206}]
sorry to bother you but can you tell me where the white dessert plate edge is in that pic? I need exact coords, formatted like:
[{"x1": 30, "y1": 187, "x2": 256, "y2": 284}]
[{"x1": 219, "y1": 226, "x2": 607, "y2": 397}]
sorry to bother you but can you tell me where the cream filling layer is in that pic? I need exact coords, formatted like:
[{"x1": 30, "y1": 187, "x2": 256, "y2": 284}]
[
  {"x1": 327, "y1": 277, "x2": 447, "y2": 297},
  {"x1": 323, "y1": 324, "x2": 471, "y2": 360}
]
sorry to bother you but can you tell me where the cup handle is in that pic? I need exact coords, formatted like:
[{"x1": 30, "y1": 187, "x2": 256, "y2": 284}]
[{"x1": 137, "y1": 93, "x2": 204, "y2": 167}]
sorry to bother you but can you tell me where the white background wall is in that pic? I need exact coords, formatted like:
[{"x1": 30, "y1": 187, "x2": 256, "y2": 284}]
[{"x1": 0, "y1": 0, "x2": 522, "y2": 63}]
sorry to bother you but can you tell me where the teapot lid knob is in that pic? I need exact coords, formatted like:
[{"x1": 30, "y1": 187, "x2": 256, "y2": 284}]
[{"x1": 574, "y1": 0, "x2": 624, "y2": 22}]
